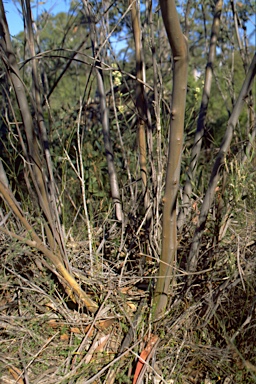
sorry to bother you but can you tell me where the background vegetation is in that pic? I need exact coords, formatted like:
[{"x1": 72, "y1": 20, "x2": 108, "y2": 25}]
[{"x1": 0, "y1": 0, "x2": 255, "y2": 383}]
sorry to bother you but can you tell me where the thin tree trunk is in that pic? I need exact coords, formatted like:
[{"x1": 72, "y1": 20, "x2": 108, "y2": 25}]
[
  {"x1": 95, "y1": 66, "x2": 123, "y2": 222},
  {"x1": 178, "y1": 0, "x2": 223, "y2": 230},
  {"x1": 129, "y1": 0, "x2": 151, "y2": 217},
  {"x1": 187, "y1": 53, "x2": 256, "y2": 274},
  {"x1": 230, "y1": 0, "x2": 248, "y2": 72},
  {"x1": 149, "y1": 0, "x2": 163, "y2": 237},
  {"x1": 153, "y1": 0, "x2": 188, "y2": 320},
  {"x1": 184, "y1": 0, "x2": 191, "y2": 39},
  {"x1": 0, "y1": 159, "x2": 9, "y2": 188},
  {"x1": 82, "y1": 0, "x2": 123, "y2": 222}
]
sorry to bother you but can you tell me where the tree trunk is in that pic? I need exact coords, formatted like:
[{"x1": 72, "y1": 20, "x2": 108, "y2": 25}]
[
  {"x1": 83, "y1": 0, "x2": 123, "y2": 222},
  {"x1": 129, "y1": 0, "x2": 151, "y2": 217},
  {"x1": 153, "y1": 0, "x2": 188, "y2": 320}
]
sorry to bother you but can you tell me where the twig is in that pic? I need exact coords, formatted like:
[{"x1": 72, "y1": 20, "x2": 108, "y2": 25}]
[
  {"x1": 16, "y1": 332, "x2": 59, "y2": 383},
  {"x1": 77, "y1": 98, "x2": 94, "y2": 274},
  {"x1": 130, "y1": 344, "x2": 168, "y2": 384},
  {"x1": 236, "y1": 235, "x2": 245, "y2": 291},
  {"x1": 82, "y1": 340, "x2": 141, "y2": 384},
  {"x1": 170, "y1": 330, "x2": 187, "y2": 377},
  {"x1": 71, "y1": 291, "x2": 112, "y2": 369}
]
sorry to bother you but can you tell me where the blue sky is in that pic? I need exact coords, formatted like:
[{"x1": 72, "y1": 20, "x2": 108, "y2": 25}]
[
  {"x1": 3, "y1": 0, "x2": 255, "y2": 43},
  {"x1": 4, "y1": 0, "x2": 70, "y2": 36}
]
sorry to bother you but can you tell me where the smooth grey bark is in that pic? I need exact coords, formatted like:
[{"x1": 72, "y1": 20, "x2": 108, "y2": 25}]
[
  {"x1": 95, "y1": 68, "x2": 123, "y2": 222},
  {"x1": 153, "y1": 0, "x2": 188, "y2": 320},
  {"x1": 187, "y1": 53, "x2": 256, "y2": 274},
  {"x1": 0, "y1": 159, "x2": 9, "y2": 188},
  {"x1": 178, "y1": 0, "x2": 223, "y2": 230}
]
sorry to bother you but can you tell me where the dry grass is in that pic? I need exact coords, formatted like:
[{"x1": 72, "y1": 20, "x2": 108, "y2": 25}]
[{"x1": 0, "y1": 199, "x2": 256, "y2": 384}]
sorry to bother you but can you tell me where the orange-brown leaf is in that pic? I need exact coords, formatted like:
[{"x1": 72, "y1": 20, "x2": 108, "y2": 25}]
[
  {"x1": 133, "y1": 335, "x2": 159, "y2": 384},
  {"x1": 60, "y1": 333, "x2": 69, "y2": 341}
]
